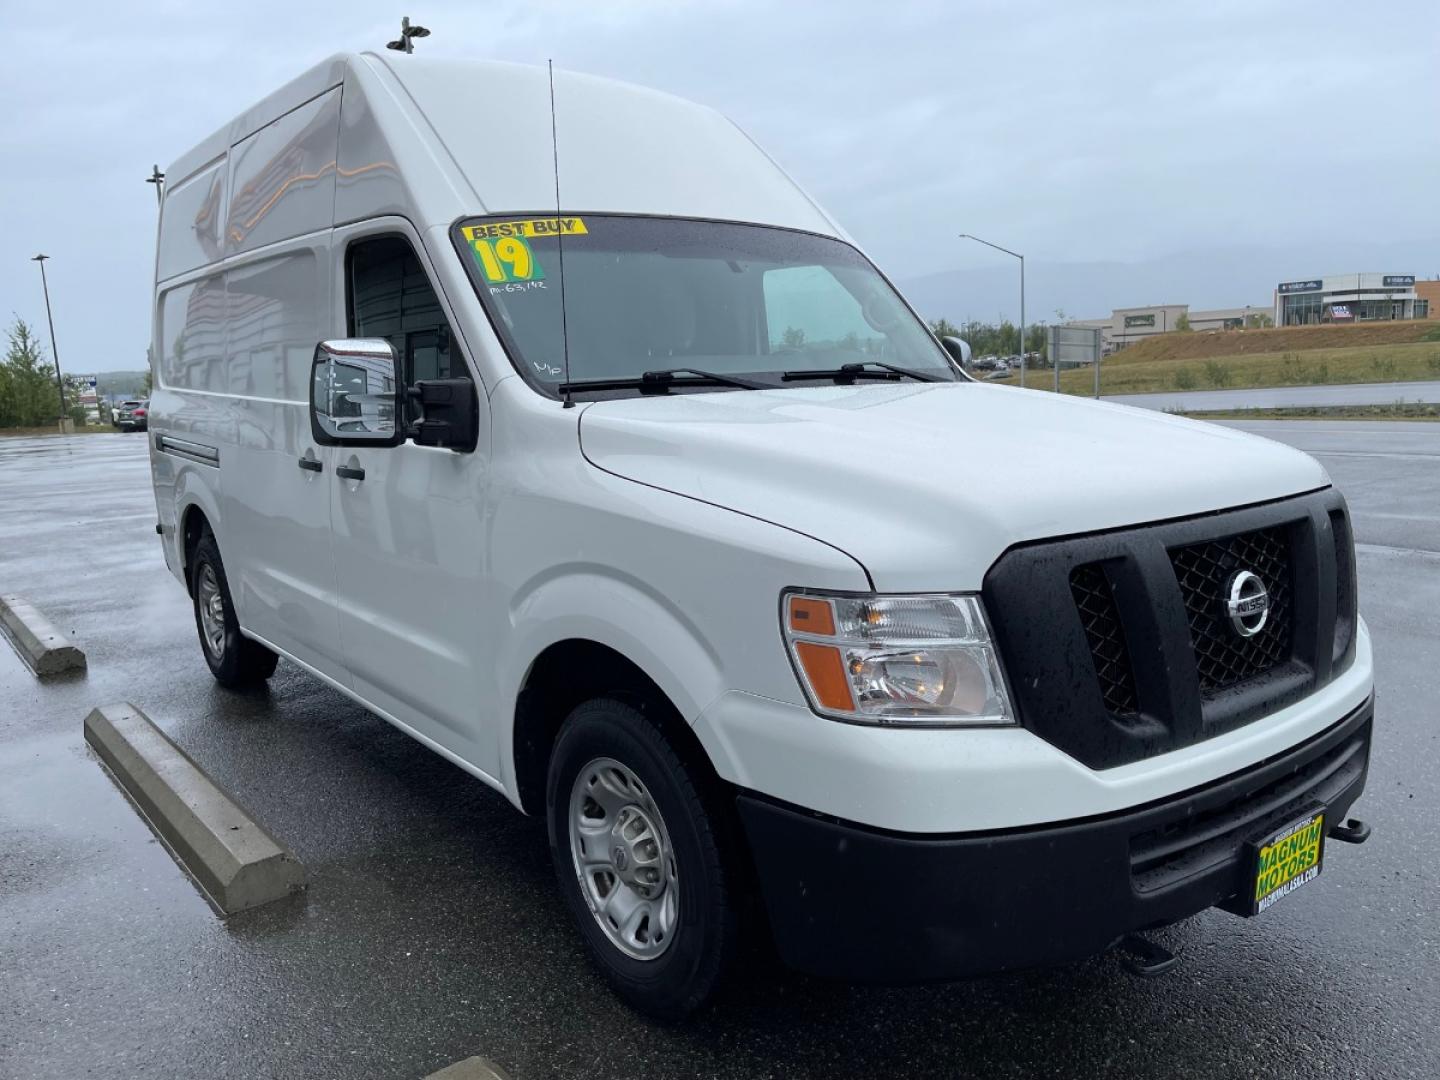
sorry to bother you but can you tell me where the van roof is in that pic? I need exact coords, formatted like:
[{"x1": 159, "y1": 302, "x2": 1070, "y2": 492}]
[{"x1": 166, "y1": 52, "x2": 841, "y2": 239}]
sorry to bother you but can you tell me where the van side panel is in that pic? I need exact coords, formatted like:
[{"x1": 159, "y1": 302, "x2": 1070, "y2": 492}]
[
  {"x1": 156, "y1": 157, "x2": 226, "y2": 281},
  {"x1": 152, "y1": 84, "x2": 347, "y2": 680},
  {"x1": 225, "y1": 88, "x2": 342, "y2": 258},
  {"x1": 219, "y1": 241, "x2": 346, "y2": 675}
]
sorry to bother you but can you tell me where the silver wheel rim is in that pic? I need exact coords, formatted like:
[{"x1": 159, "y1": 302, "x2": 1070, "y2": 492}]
[
  {"x1": 568, "y1": 757, "x2": 679, "y2": 961},
  {"x1": 196, "y1": 563, "x2": 226, "y2": 659}
]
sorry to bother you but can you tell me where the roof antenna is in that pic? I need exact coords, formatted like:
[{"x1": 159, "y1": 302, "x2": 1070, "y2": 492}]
[
  {"x1": 146, "y1": 165, "x2": 165, "y2": 207},
  {"x1": 548, "y1": 59, "x2": 575, "y2": 409},
  {"x1": 386, "y1": 16, "x2": 430, "y2": 53}
]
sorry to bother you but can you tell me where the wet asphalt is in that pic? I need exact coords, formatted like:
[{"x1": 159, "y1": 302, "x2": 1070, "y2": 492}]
[
  {"x1": 1, "y1": 421, "x2": 1437, "y2": 1080},
  {"x1": 1103, "y1": 378, "x2": 1440, "y2": 412}
]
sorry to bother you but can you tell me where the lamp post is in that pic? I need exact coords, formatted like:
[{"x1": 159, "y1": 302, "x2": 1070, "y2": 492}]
[
  {"x1": 959, "y1": 233, "x2": 1025, "y2": 387},
  {"x1": 31, "y1": 254, "x2": 68, "y2": 423}
]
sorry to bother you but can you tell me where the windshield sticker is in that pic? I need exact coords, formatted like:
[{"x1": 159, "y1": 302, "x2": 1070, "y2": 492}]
[
  {"x1": 465, "y1": 218, "x2": 588, "y2": 240},
  {"x1": 462, "y1": 219, "x2": 587, "y2": 281},
  {"x1": 467, "y1": 233, "x2": 545, "y2": 284}
]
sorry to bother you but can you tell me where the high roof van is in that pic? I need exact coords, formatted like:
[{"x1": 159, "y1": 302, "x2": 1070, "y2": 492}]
[{"x1": 150, "y1": 52, "x2": 1373, "y2": 1017}]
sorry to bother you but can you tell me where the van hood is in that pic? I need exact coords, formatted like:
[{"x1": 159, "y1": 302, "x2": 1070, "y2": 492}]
[{"x1": 578, "y1": 382, "x2": 1329, "y2": 591}]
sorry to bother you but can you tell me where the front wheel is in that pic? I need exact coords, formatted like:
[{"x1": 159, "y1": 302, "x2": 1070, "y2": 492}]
[
  {"x1": 547, "y1": 698, "x2": 740, "y2": 1020},
  {"x1": 191, "y1": 530, "x2": 278, "y2": 688}
]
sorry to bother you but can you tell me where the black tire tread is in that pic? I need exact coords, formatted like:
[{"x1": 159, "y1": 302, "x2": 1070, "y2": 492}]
[
  {"x1": 191, "y1": 530, "x2": 279, "y2": 687},
  {"x1": 547, "y1": 698, "x2": 740, "y2": 1020}
]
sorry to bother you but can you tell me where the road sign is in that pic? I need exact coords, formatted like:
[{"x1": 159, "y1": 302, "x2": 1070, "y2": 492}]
[{"x1": 1047, "y1": 326, "x2": 1105, "y2": 395}]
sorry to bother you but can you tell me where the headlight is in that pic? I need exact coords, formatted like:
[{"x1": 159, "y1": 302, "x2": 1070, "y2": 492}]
[{"x1": 781, "y1": 591, "x2": 1014, "y2": 726}]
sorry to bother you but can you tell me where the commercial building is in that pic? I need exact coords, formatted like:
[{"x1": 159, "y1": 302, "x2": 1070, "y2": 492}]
[
  {"x1": 1274, "y1": 273, "x2": 1428, "y2": 326},
  {"x1": 1412, "y1": 278, "x2": 1438, "y2": 320},
  {"x1": 1068, "y1": 304, "x2": 1271, "y2": 354}
]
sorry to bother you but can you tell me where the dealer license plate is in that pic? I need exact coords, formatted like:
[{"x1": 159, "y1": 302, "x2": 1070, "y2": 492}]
[{"x1": 1248, "y1": 808, "x2": 1326, "y2": 916}]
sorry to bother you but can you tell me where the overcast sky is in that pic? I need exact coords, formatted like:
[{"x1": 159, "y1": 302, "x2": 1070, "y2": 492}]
[{"x1": 2, "y1": 0, "x2": 1435, "y2": 373}]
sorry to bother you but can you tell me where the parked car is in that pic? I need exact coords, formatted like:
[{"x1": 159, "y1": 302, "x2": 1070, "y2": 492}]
[
  {"x1": 114, "y1": 400, "x2": 149, "y2": 432},
  {"x1": 149, "y1": 52, "x2": 1373, "y2": 1019}
]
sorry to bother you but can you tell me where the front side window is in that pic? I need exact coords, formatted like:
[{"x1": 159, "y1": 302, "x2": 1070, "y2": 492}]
[
  {"x1": 452, "y1": 215, "x2": 956, "y2": 397},
  {"x1": 348, "y1": 236, "x2": 459, "y2": 387}
]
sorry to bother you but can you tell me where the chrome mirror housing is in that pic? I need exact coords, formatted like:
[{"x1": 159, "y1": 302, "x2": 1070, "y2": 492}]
[{"x1": 309, "y1": 339, "x2": 403, "y2": 447}]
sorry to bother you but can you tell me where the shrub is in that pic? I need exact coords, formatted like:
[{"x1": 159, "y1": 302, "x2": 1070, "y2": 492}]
[
  {"x1": 1203, "y1": 360, "x2": 1232, "y2": 388},
  {"x1": 1173, "y1": 368, "x2": 1197, "y2": 390}
]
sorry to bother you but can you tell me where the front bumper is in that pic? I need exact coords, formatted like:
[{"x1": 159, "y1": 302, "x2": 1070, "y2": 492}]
[{"x1": 737, "y1": 697, "x2": 1372, "y2": 982}]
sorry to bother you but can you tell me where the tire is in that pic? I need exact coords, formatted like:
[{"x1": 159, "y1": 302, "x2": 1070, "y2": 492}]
[
  {"x1": 190, "y1": 530, "x2": 279, "y2": 687},
  {"x1": 547, "y1": 698, "x2": 740, "y2": 1020}
]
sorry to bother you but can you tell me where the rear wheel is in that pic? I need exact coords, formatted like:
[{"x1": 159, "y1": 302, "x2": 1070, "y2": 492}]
[
  {"x1": 190, "y1": 531, "x2": 278, "y2": 687},
  {"x1": 547, "y1": 698, "x2": 740, "y2": 1020}
]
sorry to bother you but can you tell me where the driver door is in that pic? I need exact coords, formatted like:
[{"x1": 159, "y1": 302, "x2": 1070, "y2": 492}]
[{"x1": 323, "y1": 220, "x2": 492, "y2": 770}]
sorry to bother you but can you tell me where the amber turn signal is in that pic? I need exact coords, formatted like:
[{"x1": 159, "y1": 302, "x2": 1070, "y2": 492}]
[
  {"x1": 788, "y1": 595, "x2": 836, "y2": 637},
  {"x1": 793, "y1": 642, "x2": 854, "y2": 712}
]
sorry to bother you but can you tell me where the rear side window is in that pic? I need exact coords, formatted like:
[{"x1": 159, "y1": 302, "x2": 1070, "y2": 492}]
[{"x1": 347, "y1": 236, "x2": 460, "y2": 389}]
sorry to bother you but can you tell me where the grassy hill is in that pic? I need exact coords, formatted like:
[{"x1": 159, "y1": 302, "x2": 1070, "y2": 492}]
[
  {"x1": 1020, "y1": 321, "x2": 1440, "y2": 396},
  {"x1": 1104, "y1": 320, "x2": 1437, "y2": 366}
]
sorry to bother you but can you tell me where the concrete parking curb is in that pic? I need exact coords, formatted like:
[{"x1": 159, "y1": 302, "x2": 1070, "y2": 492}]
[
  {"x1": 83, "y1": 703, "x2": 307, "y2": 915},
  {"x1": 0, "y1": 594, "x2": 86, "y2": 676},
  {"x1": 424, "y1": 1057, "x2": 513, "y2": 1080}
]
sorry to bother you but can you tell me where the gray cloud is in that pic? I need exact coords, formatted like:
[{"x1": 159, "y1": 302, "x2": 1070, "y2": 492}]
[{"x1": 2, "y1": 0, "x2": 1434, "y2": 371}]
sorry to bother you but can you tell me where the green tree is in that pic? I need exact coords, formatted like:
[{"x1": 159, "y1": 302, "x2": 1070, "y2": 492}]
[
  {"x1": 1244, "y1": 312, "x2": 1274, "y2": 329},
  {"x1": 1025, "y1": 322, "x2": 1047, "y2": 359},
  {"x1": 63, "y1": 374, "x2": 90, "y2": 426},
  {"x1": 0, "y1": 317, "x2": 63, "y2": 428},
  {"x1": 928, "y1": 318, "x2": 962, "y2": 339},
  {"x1": 781, "y1": 326, "x2": 806, "y2": 349},
  {"x1": 1174, "y1": 313, "x2": 1192, "y2": 332}
]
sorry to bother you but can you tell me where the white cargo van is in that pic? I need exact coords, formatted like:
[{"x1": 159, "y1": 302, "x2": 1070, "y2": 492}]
[{"x1": 150, "y1": 52, "x2": 1373, "y2": 1017}]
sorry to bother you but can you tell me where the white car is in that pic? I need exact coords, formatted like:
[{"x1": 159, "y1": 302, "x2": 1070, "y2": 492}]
[{"x1": 148, "y1": 52, "x2": 1374, "y2": 1018}]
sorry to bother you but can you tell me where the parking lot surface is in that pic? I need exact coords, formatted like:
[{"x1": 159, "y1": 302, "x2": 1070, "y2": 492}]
[{"x1": 2, "y1": 422, "x2": 1437, "y2": 1079}]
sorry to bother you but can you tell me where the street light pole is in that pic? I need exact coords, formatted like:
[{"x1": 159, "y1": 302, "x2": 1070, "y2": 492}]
[
  {"x1": 959, "y1": 233, "x2": 1025, "y2": 387},
  {"x1": 31, "y1": 254, "x2": 67, "y2": 422}
]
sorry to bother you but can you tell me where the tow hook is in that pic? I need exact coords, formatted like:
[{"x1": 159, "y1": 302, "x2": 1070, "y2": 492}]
[
  {"x1": 1116, "y1": 933, "x2": 1180, "y2": 978},
  {"x1": 1329, "y1": 818, "x2": 1372, "y2": 845}
]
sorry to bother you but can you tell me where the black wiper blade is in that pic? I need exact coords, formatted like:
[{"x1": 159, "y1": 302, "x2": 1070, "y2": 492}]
[
  {"x1": 559, "y1": 368, "x2": 769, "y2": 394},
  {"x1": 781, "y1": 361, "x2": 941, "y2": 384},
  {"x1": 641, "y1": 367, "x2": 769, "y2": 389}
]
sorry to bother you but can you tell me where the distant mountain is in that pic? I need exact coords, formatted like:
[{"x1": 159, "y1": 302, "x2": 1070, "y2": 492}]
[{"x1": 897, "y1": 239, "x2": 1440, "y2": 326}]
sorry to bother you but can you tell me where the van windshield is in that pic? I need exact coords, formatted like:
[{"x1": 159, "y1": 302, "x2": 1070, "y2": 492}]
[{"x1": 453, "y1": 215, "x2": 958, "y2": 396}]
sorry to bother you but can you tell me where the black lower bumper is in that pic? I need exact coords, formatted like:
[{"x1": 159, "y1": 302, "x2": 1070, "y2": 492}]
[{"x1": 737, "y1": 698, "x2": 1372, "y2": 982}]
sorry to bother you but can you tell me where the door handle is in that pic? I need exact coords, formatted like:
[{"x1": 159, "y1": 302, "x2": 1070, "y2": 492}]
[
  {"x1": 336, "y1": 464, "x2": 366, "y2": 481},
  {"x1": 297, "y1": 456, "x2": 323, "y2": 473}
]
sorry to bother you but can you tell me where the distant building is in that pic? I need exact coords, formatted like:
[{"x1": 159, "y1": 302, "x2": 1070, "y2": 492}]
[
  {"x1": 1417, "y1": 279, "x2": 1440, "y2": 319},
  {"x1": 1274, "y1": 273, "x2": 1427, "y2": 326},
  {"x1": 1067, "y1": 304, "x2": 1271, "y2": 355}
]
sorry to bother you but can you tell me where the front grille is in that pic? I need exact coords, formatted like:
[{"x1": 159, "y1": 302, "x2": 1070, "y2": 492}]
[
  {"x1": 1069, "y1": 564, "x2": 1139, "y2": 716},
  {"x1": 1170, "y1": 527, "x2": 1293, "y2": 695},
  {"x1": 1330, "y1": 508, "x2": 1357, "y2": 665},
  {"x1": 983, "y1": 488, "x2": 1353, "y2": 769},
  {"x1": 1129, "y1": 722, "x2": 1368, "y2": 894}
]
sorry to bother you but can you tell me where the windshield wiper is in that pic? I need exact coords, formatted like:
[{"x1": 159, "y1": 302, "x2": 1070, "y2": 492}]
[
  {"x1": 780, "y1": 361, "x2": 942, "y2": 384},
  {"x1": 559, "y1": 368, "x2": 770, "y2": 394}
]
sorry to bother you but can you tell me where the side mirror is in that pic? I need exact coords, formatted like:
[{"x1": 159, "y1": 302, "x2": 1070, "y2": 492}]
[
  {"x1": 310, "y1": 339, "x2": 403, "y2": 447},
  {"x1": 409, "y1": 379, "x2": 480, "y2": 452},
  {"x1": 940, "y1": 336, "x2": 972, "y2": 368}
]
